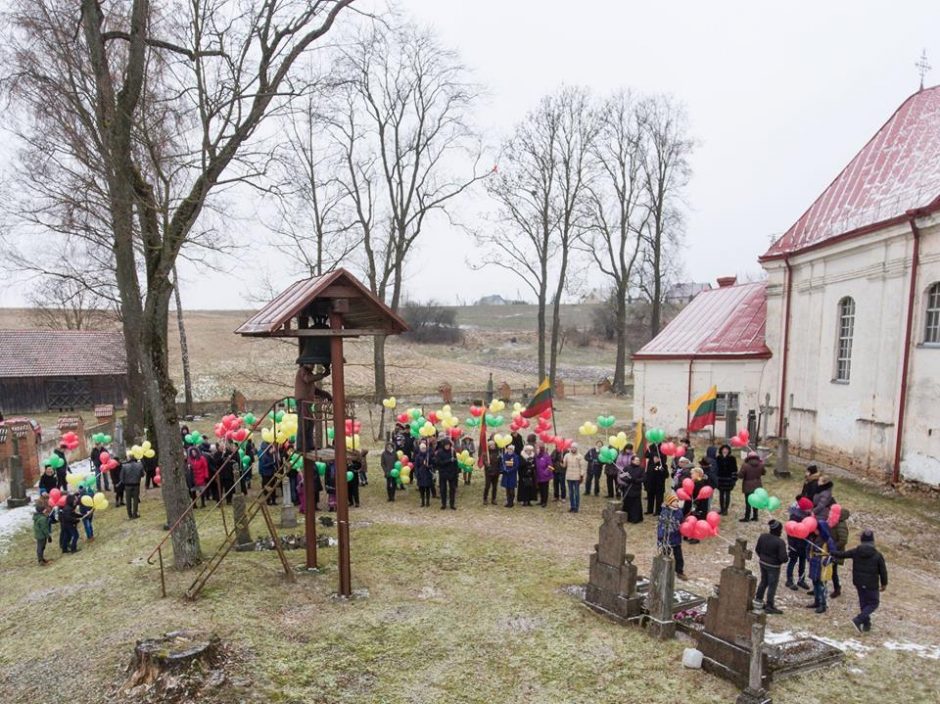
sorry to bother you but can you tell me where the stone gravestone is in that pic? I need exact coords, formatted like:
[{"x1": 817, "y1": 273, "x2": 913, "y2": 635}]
[
  {"x1": 6, "y1": 435, "x2": 29, "y2": 508},
  {"x1": 646, "y1": 553, "x2": 676, "y2": 639},
  {"x1": 232, "y1": 494, "x2": 254, "y2": 552},
  {"x1": 584, "y1": 502, "x2": 642, "y2": 622},
  {"x1": 696, "y1": 539, "x2": 769, "y2": 689},
  {"x1": 737, "y1": 621, "x2": 772, "y2": 704},
  {"x1": 498, "y1": 381, "x2": 512, "y2": 403}
]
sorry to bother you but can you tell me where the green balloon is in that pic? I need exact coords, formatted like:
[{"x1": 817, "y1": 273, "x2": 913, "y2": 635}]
[
  {"x1": 316, "y1": 462, "x2": 327, "y2": 476},
  {"x1": 394, "y1": 461, "x2": 402, "y2": 470},
  {"x1": 327, "y1": 428, "x2": 335, "y2": 441},
  {"x1": 410, "y1": 409, "x2": 422, "y2": 420},
  {"x1": 244, "y1": 413, "x2": 256, "y2": 426},
  {"x1": 103, "y1": 435, "x2": 112, "y2": 444},
  {"x1": 241, "y1": 456, "x2": 251, "y2": 468},
  {"x1": 274, "y1": 411, "x2": 285, "y2": 423},
  {"x1": 346, "y1": 471, "x2": 354, "y2": 482},
  {"x1": 390, "y1": 468, "x2": 400, "y2": 478},
  {"x1": 767, "y1": 496, "x2": 781, "y2": 511}
]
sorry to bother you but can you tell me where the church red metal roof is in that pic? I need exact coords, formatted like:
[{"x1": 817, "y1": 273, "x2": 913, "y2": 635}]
[
  {"x1": 763, "y1": 85, "x2": 940, "y2": 260},
  {"x1": 633, "y1": 282, "x2": 770, "y2": 360}
]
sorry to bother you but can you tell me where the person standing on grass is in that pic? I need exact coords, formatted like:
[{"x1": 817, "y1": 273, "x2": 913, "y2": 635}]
[
  {"x1": 435, "y1": 438, "x2": 459, "y2": 510},
  {"x1": 111, "y1": 458, "x2": 125, "y2": 507},
  {"x1": 806, "y1": 530, "x2": 832, "y2": 614},
  {"x1": 551, "y1": 445, "x2": 567, "y2": 502},
  {"x1": 258, "y1": 441, "x2": 279, "y2": 506},
  {"x1": 58, "y1": 495, "x2": 80, "y2": 554},
  {"x1": 517, "y1": 445, "x2": 537, "y2": 507},
  {"x1": 499, "y1": 445, "x2": 520, "y2": 508},
  {"x1": 830, "y1": 507, "x2": 851, "y2": 599},
  {"x1": 33, "y1": 498, "x2": 53, "y2": 565},
  {"x1": 715, "y1": 444, "x2": 737, "y2": 515},
  {"x1": 563, "y1": 443, "x2": 585, "y2": 513},
  {"x1": 831, "y1": 529, "x2": 888, "y2": 634},
  {"x1": 120, "y1": 455, "x2": 145, "y2": 519},
  {"x1": 188, "y1": 446, "x2": 210, "y2": 508},
  {"x1": 141, "y1": 452, "x2": 157, "y2": 491},
  {"x1": 618, "y1": 454, "x2": 645, "y2": 523},
  {"x1": 483, "y1": 439, "x2": 500, "y2": 505},
  {"x1": 38, "y1": 465, "x2": 58, "y2": 495},
  {"x1": 657, "y1": 493, "x2": 686, "y2": 579},
  {"x1": 347, "y1": 457, "x2": 362, "y2": 508},
  {"x1": 77, "y1": 487, "x2": 95, "y2": 543},
  {"x1": 754, "y1": 520, "x2": 788, "y2": 615},
  {"x1": 604, "y1": 447, "x2": 620, "y2": 499},
  {"x1": 785, "y1": 496, "x2": 814, "y2": 591},
  {"x1": 535, "y1": 443, "x2": 553, "y2": 508},
  {"x1": 737, "y1": 451, "x2": 765, "y2": 522},
  {"x1": 812, "y1": 475, "x2": 836, "y2": 524},
  {"x1": 53, "y1": 443, "x2": 70, "y2": 490},
  {"x1": 644, "y1": 455, "x2": 667, "y2": 515},
  {"x1": 415, "y1": 442, "x2": 434, "y2": 507},
  {"x1": 800, "y1": 464, "x2": 821, "y2": 501},
  {"x1": 584, "y1": 441, "x2": 603, "y2": 497},
  {"x1": 381, "y1": 443, "x2": 398, "y2": 503}
]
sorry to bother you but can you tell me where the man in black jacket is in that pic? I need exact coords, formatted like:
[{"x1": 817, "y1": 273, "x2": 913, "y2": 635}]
[
  {"x1": 755, "y1": 519, "x2": 788, "y2": 614},
  {"x1": 435, "y1": 439, "x2": 459, "y2": 510},
  {"x1": 831, "y1": 529, "x2": 888, "y2": 634},
  {"x1": 120, "y1": 459, "x2": 145, "y2": 519}
]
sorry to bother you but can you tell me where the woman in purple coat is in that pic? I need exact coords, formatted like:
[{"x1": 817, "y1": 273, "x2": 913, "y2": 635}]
[{"x1": 535, "y1": 443, "x2": 554, "y2": 508}]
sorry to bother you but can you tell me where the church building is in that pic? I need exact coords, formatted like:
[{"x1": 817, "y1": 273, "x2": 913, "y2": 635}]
[{"x1": 633, "y1": 86, "x2": 940, "y2": 486}]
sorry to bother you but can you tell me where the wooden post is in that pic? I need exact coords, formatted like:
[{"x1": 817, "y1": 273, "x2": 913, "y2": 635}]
[
  {"x1": 302, "y1": 401, "x2": 318, "y2": 569},
  {"x1": 330, "y1": 310, "x2": 352, "y2": 596}
]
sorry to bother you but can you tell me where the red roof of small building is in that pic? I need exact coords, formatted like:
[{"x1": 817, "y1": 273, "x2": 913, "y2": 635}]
[
  {"x1": 633, "y1": 282, "x2": 770, "y2": 360},
  {"x1": 0, "y1": 330, "x2": 126, "y2": 378},
  {"x1": 763, "y1": 85, "x2": 940, "y2": 260}
]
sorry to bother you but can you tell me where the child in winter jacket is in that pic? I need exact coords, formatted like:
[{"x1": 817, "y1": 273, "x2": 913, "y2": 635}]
[
  {"x1": 807, "y1": 531, "x2": 833, "y2": 613},
  {"x1": 657, "y1": 493, "x2": 686, "y2": 578},
  {"x1": 786, "y1": 496, "x2": 813, "y2": 590},
  {"x1": 32, "y1": 499, "x2": 53, "y2": 565}
]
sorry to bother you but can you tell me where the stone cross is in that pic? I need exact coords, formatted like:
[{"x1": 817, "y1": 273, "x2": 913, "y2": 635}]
[
  {"x1": 584, "y1": 502, "x2": 641, "y2": 621},
  {"x1": 730, "y1": 539, "x2": 753, "y2": 571},
  {"x1": 596, "y1": 503, "x2": 632, "y2": 566}
]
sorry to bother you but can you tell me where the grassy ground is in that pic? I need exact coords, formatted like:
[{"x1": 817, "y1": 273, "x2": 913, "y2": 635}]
[{"x1": 2, "y1": 398, "x2": 939, "y2": 704}]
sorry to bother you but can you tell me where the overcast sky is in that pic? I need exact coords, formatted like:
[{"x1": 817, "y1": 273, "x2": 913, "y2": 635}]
[{"x1": 4, "y1": 1, "x2": 940, "y2": 310}]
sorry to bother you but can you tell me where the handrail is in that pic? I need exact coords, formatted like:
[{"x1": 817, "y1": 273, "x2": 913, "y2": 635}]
[{"x1": 146, "y1": 397, "x2": 290, "y2": 566}]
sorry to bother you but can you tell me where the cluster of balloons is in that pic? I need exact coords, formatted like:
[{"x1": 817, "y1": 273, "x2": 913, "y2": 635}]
[
  {"x1": 746, "y1": 487, "x2": 781, "y2": 511},
  {"x1": 43, "y1": 454, "x2": 66, "y2": 469},
  {"x1": 60, "y1": 431, "x2": 81, "y2": 451},
  {"x1": 465, "y1": 407, "x2": 484, "y2": 428},
  {"x1": 456, "y1": 449, "x2": 474, "y2": 473},
  {"x1": 390, "y1": 450, "x2": 414, "y2": 484},
  {"x1": 785, "y1": 515, "x2": 818, "y2": 539},
  {"x1": 607, "y1": 432, "x2": 629, "y2": 451},
  {"x1": 98, "y1": 450, "x2": 119, "y2": 474},
  {"x1": 508, "y1": 403, "x2": 531, "y2": 433},
  {"x1": 261, "y1": 412, "x2": 298, "y2": 444},
  {"x1": 578, "y1": 421, "x2": 598, "y2": 436},
  {"x1": 597, "y1": 446, "x2": 619, "y2": 464},
  {"x1": 680, "y1": 512, "x2": 721, "y2": 540},
  {"x1": 660, "y1": 441, "x2": 687, "y2": 458},
  {"x1": 214, "y1": 414, "x2": 250, "y2": 443},
  {"x1": 730, "y1": 429, "x2": 751, "y2": 448},
  {"x1": 183, "y1": 430, "x2": 204, "y2": 446},
  {"x1": 645, "y1": 427, "x2": 667, "y2": 443},
  {"x1": 382, "y1": 396, "x2": 397, "y2": 409},
  {"x1": 67, "y1": 471, "x2": 98, "y2": 493},
  {"x1": 91, "y1": 432, "x2": 113, "y2": 445},
  {"x1": 128, "y1": 441, "x2": 155, "y2": 460},
  {"x1": 493, "y1": 433, "x2": 512, "y2": 449},
  {"x1": 596, "y1": 415, "x2": 617, "y2": 429},
  {"x1": 676, "y1": 477, "x2": 713, "y2": 503},
  {"x1": 47, "y1": 487, "x2": 109, "y2": 510}
]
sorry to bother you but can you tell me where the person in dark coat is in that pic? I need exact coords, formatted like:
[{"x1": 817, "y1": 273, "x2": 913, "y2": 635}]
[
  {"x1": 414, "y1": 442, "x2": 434, "y2": 507},
  {"x1": 120, "y1": 458, "x2": 145, "y2": 519},
  {"x1": 644, "y1": 442, "x2": 662, "y2": 471},
  {"x1": 785, "y1": 496, "x2": 814, "y2": 590},
  {"x1": 346, "y1": 458, "x2": 361, "y2": 508},
  {"x1": 381, "y1": 443, "x2": 398, "y2": 502},
  {"x1": 535, "y1": 444, "x2": 553, "y2": 507},
  {"x1": 551, "y1": 447, "x2": 566, "y2": 501},
  {"x1": 483, "y1": 439, "x2": 500, "y2": 505},
  {"x1": 737, "y1": 452, "x2": 765, "y2": 522},
  {"x1": 142, "y1": 454, "x2": 158, "y2": 491},
  {"x1": 800, "y1": 465, "x2": 821, "y2": 501},
  {"x1": 584, "y1": 441, "x2": 603, "y2": 497},
  {"x1": 754, "y1": 519, "x2": 788, "y2": 614},
  {"x1": 831, "y1": 529, "x2": 888, "y2": 634},
  {"x1": 57, "y1": 495, "x2": 80, "y2": 554},
  {"x1": 111, "y1": 458, "x2": 125, "y2": 507},
  {"x1": 691, "y1": 465, "x2": 710, "y2": 519},
  {"x1": 219, "y1": 441, "x2": 238, "y2": 504},
  {"x1": 258, "y1": 441, "x2": 279, "y2": 505},
  {"x1": 657, "y1": 493, "x2": 686, "y2": 578},
  {"x1": 38, "y1": 465, "x2": 58, "y2": 495},
  {"x1": 435, "y1": 439, "x2": 459, "y2": 510},
  {"x1": 644, "y1": 456, "x2": 667, "y2": 515},
  {"x1": 517, "y1": 445, "x2": 537, "y2": 506},
  {"x1": 603, "y1": 447, "x2": 619, "y2": 498},
  {"x1": 499, "y1": 446, "x2": 520, "y2": 508},
  {"x1": 54, "y1": 445, "x2": 70, "y2": 490},
  {"x1": 618, "y1": 455, "x2": 645, "y2": 523},
  {"x1": 715, "y1": 444, "x2": 737, "y2": 515},
  {"x1": 812, "y1": 476, "x2": 836, "y2": 523},
  {"x1": 510, "y1": 431, "x2": 524, "y2": 456},
  {"x1": 830, "y1": 507, "x2": 850, "y2": 599}
]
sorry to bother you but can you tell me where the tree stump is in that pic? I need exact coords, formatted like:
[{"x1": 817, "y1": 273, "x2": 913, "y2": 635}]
[{"x1": 123, "y1": 630, "x2": 222, "y2": 693}]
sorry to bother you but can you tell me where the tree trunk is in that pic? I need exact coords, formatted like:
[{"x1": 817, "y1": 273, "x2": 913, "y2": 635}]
[
  {"x1": 373, "y1": 335, "x2": 387, "y2": 401},
  {"x1": 145, "y1": 283, "x2": 201, "y2": 569},
  {"x1": 613, "y1": 285, "x2": 627, "y2": 392},
  {"x1": 651, "y1": 220, "x2": 663, "y2": 337},
  {"x1": 172, "y1": 266, "x2": 194, "y2": 417},
  {"x1": 536, "y1": 290, "x2": 547, "y2": 382},
  {"x1": 549, "y1": 292, "x2": 562, "y2": 386}
]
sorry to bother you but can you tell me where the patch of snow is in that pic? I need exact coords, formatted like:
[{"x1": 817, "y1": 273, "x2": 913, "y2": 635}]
[
  {"x1": 883, "y1": 641, "x2": 940, "y2": 660},
  {"x1": 765, "y1": 630, "x2": 794, "y2": 645},
  {"x1": 0, "y1": 499, "x2": 37, "y2": 555}
]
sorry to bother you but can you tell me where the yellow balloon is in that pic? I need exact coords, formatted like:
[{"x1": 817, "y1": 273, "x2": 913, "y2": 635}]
[
  {"x1": 93, "y1": 492, "x2": 108, "y2": 509},
  {"x1": 489, "y1": 399, "x2": 505, "y2": 413},
  {"x1": 396, "y1": 450, "x2": 404, "y2": 459},
  {"x1": 261, "y1": 427, "x2": 274, "y2": 443},
  {"x1": 144, "y1": 449, "x2": 156, "y2": 458},
  {"x1": 441, "y1": 404, "x2": 452, "y2": 415},
  {"x1": 141, "y1": 441, "x2": 152, "y2": 451},
  {"x1": 400, "y1": 475, "x2": 411, "y2": 485},
  {"x1": 95, "y1": 497, "x2": 109, "y2": 510},
  {"x1": 80, "y1": 495, "x2": 94, "y2": 507},
  {"x1": 494, "y1": 433, "x2": 512, "y2": 449}
]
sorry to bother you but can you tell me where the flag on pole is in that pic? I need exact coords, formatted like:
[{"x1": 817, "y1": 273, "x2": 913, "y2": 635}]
[
  {"x1": 519, "y1": 379, "x2": 553, "y2": 418},
  {"x1": 633, "y1": 418, "x2": 646, "y2": 461},
  {"x1": 477, "y1": 413, "x2": 488, "y2": 469},
  {"x1": 687, "y1": 385, "x2": 718, "y2": 432}
]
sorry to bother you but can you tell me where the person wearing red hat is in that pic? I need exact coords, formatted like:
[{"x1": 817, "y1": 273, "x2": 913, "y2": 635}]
[{"x1": 785, "y1": 495, "x2": 814, "y2": 590}]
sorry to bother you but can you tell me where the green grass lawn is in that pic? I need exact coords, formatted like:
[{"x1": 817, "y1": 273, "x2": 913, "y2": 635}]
[{"x1": 2, "y1": 426, "x2": 939, "y2": 703}]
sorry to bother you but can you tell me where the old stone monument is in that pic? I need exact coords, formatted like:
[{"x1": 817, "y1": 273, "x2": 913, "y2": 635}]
[
  {"x1": 232, "y1": 494, "x2": 254, "y2": 552},
  {"x1": 737, "y1": 621, "x2": 772, "y2": 704},
  {"x1": 646, "y1": 553, "x2": 676, "y2": 639},
  {"x1": 584, "y1": 502, "x2": 642, "y2": 622},
  {"x1": 696, "y1": 539, "x2": 769, "y2": 689},
  {"x1": 6, "y1": 434, "x2": 29, "y2": 509}
]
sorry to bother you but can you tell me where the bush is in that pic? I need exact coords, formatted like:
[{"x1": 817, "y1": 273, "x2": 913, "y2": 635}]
[{"x1": 401, "y1": 301, "x2": 464, "y2": 344}]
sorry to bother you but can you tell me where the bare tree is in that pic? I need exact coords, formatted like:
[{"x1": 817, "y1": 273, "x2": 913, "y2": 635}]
[
  {"x1": 581, "y1": 90, "x2": 647, "y2": 393},
  {"x1": 171, "y1": 266, "x2": 194, "y2": 417},
  {"x1": 4, "y1": 0, "x2": 355, "y2": 568},
  {"x1": 332, "y1": 21, "x2": 486, "y2": 399},
  {"x1": 479, "y1": 86, "x2": 596, "y2": 384},
  {"x1": 28, "y1": 275, "x2": 113, "y2": 330},
  {"x1": 637, "y1": 95, "x2": 693, "y2": 337}
]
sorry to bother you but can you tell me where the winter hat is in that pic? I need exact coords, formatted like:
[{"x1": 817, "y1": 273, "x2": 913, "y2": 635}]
[
  {"x1": 768, "y1": 519, "x2": 782, "y2": 535},
  {"x1": 746, "y1": 451, "x2": 759, "y2": 460},
  {"x1": 678, "y1": 457, "x2": 691, "y2": 468},
  {"x1": 664, "y1": 493, "x2": 680, "y2": 508},
  {"x1": 860, "y1": 529, "x2": 875, "y2": 543},
  {"x1": 797, "y1": 497, "x2": 813, "y2": 512}
]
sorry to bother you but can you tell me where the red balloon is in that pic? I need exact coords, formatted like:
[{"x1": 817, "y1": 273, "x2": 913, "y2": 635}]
[
  {"x1": 234, "y1": 428, "x2": 248, "y2": 442},
  {"x1": 827, "y1": 504, "x2": 842, "y2": 528},
  {"x1": 676, "y1": 488, "x2": 692, "y2": 502},
  {"x1": 679, "y1": 521, "x2": 694, "y2": 538},
  {"x1": 739, "y1": 429, "x2": 750, "y2": 443},
  {"x1": 696, "y1": 485, "x2": 713, "y2": 500},
  {"x1": 400, "y1": 455, "x2": 409, "y2": 464},
  {"x1": 49, "y1": 488, "x2": 61, "y2": 503},
  {"x1": 396, "y1": 413, "x2": 410, "y2": 424},
  {"x1": 517, "y1": 418, "x2": 530, "y2": 428},
  {"x1": 784, "y1": 520, "x2": 799, "y2": 537},
  {"x1": 694, "y1": 521, "x2": 714, "y2": 540},
  {"x1": 469, "y1": 406, "x2": 484, "y2": 418},
  {"x1": 793, "y1": 523, "x2": 810, "y2": 539},
  {"x1": 448, "y1": 428, "x2": 462, "y2": 439},
  {"x1": 706, "y1": 510, "x2": 721, "y2": 529},
  {"x1": 674, "y1": 446, "x2": 686, "y2": 458},
  {"x1": 538, "y1": 431, "x2": 554, "y2": 443},
  {"x1": 427, "y1": 412, "x2": 439, "y2": 425},
  {"x1": 682, "y1": 478, "x2": 695, "y2": 495},
  {"x1": 803, "y1": 516, "x2": 818, "y2": 535},
  {"x1": 99, "y1": 452, "x2": 111, "y2": 464},
  {"x1": 730, "y1": 437, "x2": 745, "y2": 448},
  {"x1": 57, "y1": 496, "x2": 67, "y2": 507},
  {"x1": 154, "y1": 476, "x2": 161, "y2": 487},
  {"x1": 661, "y1": 442, "x2": 675, "y2": 456}
]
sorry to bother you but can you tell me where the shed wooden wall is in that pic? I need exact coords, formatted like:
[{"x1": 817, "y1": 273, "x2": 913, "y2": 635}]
[{"x1": 0, "y1": 375, "x2": 127, "y2": 414}]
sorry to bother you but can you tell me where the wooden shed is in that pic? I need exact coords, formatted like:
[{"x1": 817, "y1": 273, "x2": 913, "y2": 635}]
[{"x1": 0, "y1": 330, "x2": 127, "y2": 414}]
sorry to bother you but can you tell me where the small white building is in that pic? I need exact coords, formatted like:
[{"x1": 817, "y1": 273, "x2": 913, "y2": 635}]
[
  {"x1": 634, "y1": 86, "x2": 940, "y2": 486},
  {"x1": 632, "y1": 278, "x2": 771, "y2": 440}
]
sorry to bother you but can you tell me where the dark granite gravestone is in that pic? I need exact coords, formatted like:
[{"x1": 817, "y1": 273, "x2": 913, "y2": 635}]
[
  {"x1": 646, "y1": 553, "x2": 676, "y2": 639},
  {"x1": 695, "y1": 539, "x2": 770, "y2": 689},
  {"x1": 584, "y1": 502, "x2": 643, "y2": 622},
  {"x1": 232, "y1": 495, "x2": 254, "y2": 552},
  {"x1": 6, "y1": 436, "x2": 29, "y2": 509}
]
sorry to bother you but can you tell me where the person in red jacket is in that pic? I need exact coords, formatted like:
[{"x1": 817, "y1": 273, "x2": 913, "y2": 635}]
[{"x1": 187, "y1": 447, "x2": 210, "y2": 507}]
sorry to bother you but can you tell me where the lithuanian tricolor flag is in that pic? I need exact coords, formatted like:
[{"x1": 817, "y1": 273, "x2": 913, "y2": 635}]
[
  {"x1": 687, "y1": 385, "x2": 718, "y2": 432},
  {"x1": 633, "y1": 419, "x2": 646, "y2": 460},
  {"x1": 520, "y1": 379, "x2": 553, "y2": 418}
]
